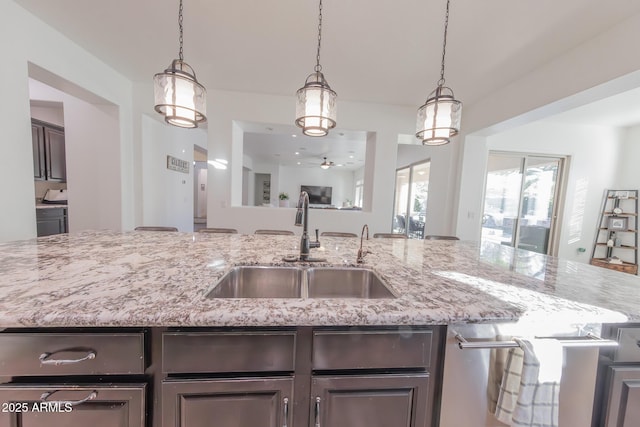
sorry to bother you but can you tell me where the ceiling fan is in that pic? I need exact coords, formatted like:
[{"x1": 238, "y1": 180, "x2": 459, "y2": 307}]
[{"x1": 320, "y1": 157, "x2": 335, "y2": 169}]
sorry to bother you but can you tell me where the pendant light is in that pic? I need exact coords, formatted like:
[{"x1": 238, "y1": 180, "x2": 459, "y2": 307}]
[
  {"x1": 295, "y1": 0, "x2": 337, "y2": 137},
  {"x1": 154, "y1": 0, "x2": 206, "y2": 128},
  {"x1": 416, "y1": 0, "x2": 462, "y2": 145}
]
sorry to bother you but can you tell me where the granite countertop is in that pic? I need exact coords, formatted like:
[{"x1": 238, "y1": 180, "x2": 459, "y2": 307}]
[
  {"x1": 35, "y1": 203, "x2": 68, "y2": 209},
  {"x1": 0, "y1": 230, "x2": 638, "y2": 328}
]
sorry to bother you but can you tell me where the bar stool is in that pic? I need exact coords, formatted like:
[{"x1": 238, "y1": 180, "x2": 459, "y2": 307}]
[
  {"x1": 198, "y1": 228, "x2": 238, "y2": 234},
  {"x1": 320, "y1": 232, "x2": 358, "y2": 237},
  {"x1": 134, "y1": 226, "x2": 178, "y2": 232},
  {"x1": 254, "y1": 229, "x2": 294, "y2": 235},
  {"x1": 373, "y1": 233, "x2": 408, "y2": 239}
]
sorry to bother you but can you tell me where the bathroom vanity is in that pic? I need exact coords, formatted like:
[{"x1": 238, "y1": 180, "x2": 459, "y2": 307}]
[{"x1": 0, "y1": 231, "x2": 638, "y2": 426}]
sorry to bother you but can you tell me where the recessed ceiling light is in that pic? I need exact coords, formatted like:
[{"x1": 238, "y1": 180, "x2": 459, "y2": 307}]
[
  {"x1": 349, "y1": 155, "x2": 354, "y2": 159},
  {"x1": 337, "y1": 164, "x2": 343, "y2": 167},
  {"x1": 297, "y1": 162, "x2": 301, "y2": 165},
  {"x1": 292, "y1": 134, "x2": 297, "y2": 138},
  {"x1": 295, "y1": 152, "x2": 300, "y2": 155}
]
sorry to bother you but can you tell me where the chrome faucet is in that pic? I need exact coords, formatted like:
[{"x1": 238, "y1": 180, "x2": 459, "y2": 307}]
[
  {"x1": 357, "y1": 224, "x2": 371, "y2": 263},
  {"x1": 295, "y1": 191, "x2": 322, "y2": 261}
]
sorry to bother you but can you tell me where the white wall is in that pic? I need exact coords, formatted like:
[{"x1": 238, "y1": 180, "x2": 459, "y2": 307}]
[
  {"x1": 278, "y1": 166, "x2": 355, "y2": 208},
  {"x1": 28, "y1": 79, "x2": 123, "y2": 233},
  {"x1": 31, "y1": 104, "x2": 64, "y2": 127},
  {"x1": 456, "y1": 121, "x2": 623, "y2": 262},
  {"x1": 618, "y1": 125, "x2": 640, "y2": 188},
  {"x1": 454, "y1": 10, "x2": 640, "y2": 252},
  {"x1": 0, "y1": 1, "x2": 134, "y2": 242},
  {"x1": 205, "y1": 90, "x2": 425, "y2": 236},
  {"x1": 141, "y1": 115, "x2": 207, "y2": 232}
]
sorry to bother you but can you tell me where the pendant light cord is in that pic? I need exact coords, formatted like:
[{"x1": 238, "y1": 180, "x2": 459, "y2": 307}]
[
  {"x1": 315, "y1": 0, "x2": 323, "y2": 72},
  {"x1": 178, "y1": 0, "x2": 184, "y2": 62},
  {"x1": 438, "y1": 0, "x2": 451, "y2": 87}
]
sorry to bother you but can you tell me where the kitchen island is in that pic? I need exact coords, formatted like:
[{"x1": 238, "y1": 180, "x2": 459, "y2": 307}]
[
  {"x1": 0, "y1": 231, "x2": 639, "y2": 427},
  {"x1": 0, "y1": 230, "x2": 638, "y2": 327}
]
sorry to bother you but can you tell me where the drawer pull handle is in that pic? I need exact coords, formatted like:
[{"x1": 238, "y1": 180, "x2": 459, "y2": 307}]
[
  {"x1": 39, "y1": 350, "x2": 96, "y2": 365},
  {"x1": 40, "y1": 390, "x2": 98, "y2": 407},
  {"x1": 314, "y1": 396, "x2": 321, "y2": 427},
  {"x1": 282, "y1": 397, "x2": 289, "y2": 427}
]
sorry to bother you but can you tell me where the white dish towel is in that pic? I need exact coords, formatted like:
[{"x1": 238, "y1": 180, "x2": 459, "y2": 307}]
[{"x1": 494, "y1": 338, "x2": 563, "y2": 427}]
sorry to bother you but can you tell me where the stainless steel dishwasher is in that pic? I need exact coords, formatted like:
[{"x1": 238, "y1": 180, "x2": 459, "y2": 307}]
[{"x1": 438, "y1": 323, "x2": 614, "y2": 427}]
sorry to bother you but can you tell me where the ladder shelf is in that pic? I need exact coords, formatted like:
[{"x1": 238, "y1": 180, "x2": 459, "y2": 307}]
[{"x1": 590, "y1": 190, "x2": 639, "y2": 275}]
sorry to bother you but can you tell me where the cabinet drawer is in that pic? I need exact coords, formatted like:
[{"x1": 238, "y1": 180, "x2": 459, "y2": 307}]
[
  {"x1": 0, "y1": 383, "x2": 145, "y2": 426},
  {"x1": 312, "y1": 328, "x2": 432, "y2": 370},
  {"x1": 615, "y1": 327, "x2": 640, "y2": 363},
  {"x1": 0, "y1": 333, "x2": 145, "y2": 376},
  {"x1": 162, "y1": 331, "x2": 296, "y2": 374},
  {"x1": 36, "y1": 207, "x2": 67, "y2": 218}
]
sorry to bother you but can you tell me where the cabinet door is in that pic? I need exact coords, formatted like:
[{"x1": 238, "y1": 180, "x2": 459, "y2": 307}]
[
  {"x1": 311, "y1": 374, "x2": 430, "y2": 427},
  {"x1": 0, "y1": 384, "x2": 145, "y2": 427},
  {"x1": 36, "y1": 208, "x2": 66, "y2": 237},
  {"x1": 605, "y1": 366, "x2": 640, "y2": 427},
  {"x1": 163, "y1": 377, "x2": 293, "y2": 427},
  {"x1": 31, "y1": 124, "x2": 45, "y2": 180},
  {"x1": 44, "y1": 127, "x2": 66, "y2": 182}
]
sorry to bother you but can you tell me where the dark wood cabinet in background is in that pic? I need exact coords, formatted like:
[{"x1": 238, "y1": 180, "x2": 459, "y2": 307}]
[
  {"x1": 36, "y1": 208, "x2": 67, "y2": 237},
  {"x1": 31, "y1": 119, "x2": 66, "y2": 182}
]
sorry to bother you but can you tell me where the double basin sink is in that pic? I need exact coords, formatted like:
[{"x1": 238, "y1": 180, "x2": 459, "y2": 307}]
[{"x1": 206, "y1": 266, "x2": 397, "y2": 299}]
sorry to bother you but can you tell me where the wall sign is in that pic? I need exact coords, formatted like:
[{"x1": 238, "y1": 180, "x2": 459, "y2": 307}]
[{"x1": 167, "y1": 155, "x2": 190, "y2": 174}]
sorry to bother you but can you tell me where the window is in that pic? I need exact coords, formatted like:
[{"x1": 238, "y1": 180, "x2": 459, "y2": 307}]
[{"x1": 354, "y1": 179, "x2": 364, "y2": 208}]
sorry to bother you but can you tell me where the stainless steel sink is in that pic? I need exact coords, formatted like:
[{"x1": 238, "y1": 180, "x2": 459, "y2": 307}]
[
  {"x1": 306, "y1": 267, "x2": 396, "y2": 299},
  {"x1": 206, "y1": 266, "x2": 396, "y2": 299},
  {"x1": 206, "y1": 266, "x2": 303, "y2": 298}
]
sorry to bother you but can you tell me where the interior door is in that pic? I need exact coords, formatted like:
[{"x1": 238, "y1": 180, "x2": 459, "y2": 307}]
[{"x1": 481, "y1": 153, "x2": 563, "y2": 255}]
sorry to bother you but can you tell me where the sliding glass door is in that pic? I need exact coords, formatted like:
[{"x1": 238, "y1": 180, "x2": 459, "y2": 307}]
[
  {"x1": 393, "y1": 161, "x2": 430, "y2": 238},
  {"x1": 481, "y1": 153, "x2": 563, "y2": 255}
]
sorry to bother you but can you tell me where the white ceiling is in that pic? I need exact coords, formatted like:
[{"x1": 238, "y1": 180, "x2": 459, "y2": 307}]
[
  {"x1": 240, "y1": 122, "x2": 367, "y2": 170},
  {"x1": 14, "y1": 0, "x2": 640, "y2": 112}
]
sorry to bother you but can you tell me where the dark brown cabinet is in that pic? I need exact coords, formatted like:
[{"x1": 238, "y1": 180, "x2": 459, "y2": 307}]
[
  {"x1": 595, "y1": 325, "x2": 640, "y2": 427},
  {"x1": 603, "y1": 367, "x2": 640, "y2": 427},
  {"x1": 0, "y1": 331, "x2": 147, "y2": 427},
  {"x1": 31, "y1": 120, "x2": 66, "y2": 182},
  {"x1": 0, "y1": 384, "x2": 146, "y2": 427},
  {"x1": 36, "y1": 207, "x2": 68, "y2": 236},
  {"x1": 161, "y1": 327, "x2": 443, "y2": 427},
  {"x1": 163, "y1": 377, "x2": 293, "y2": 427},
  {"x1": 311, "y1": 374, "x2": 430, "y2": 427}
]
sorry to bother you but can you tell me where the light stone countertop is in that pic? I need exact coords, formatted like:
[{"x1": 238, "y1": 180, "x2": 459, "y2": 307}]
[{"x1": 0, "y1": 230, "x2": 638, "y2": 328}]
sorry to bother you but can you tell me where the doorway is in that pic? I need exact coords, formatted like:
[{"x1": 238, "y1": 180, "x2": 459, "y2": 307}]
[
  {"x1": 481, "y1": 152, "x2": 565, "y2": 255},
  {"x1": 392, "y1": 160, "x2": 430, "y2": 238},
  {"x1": 193, "y1": 145, "x2": 208, "y2": 231}
]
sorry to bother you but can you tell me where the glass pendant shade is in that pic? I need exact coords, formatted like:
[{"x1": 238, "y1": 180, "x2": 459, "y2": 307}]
[
  {"x1": 295, "y1": 72, "x2": 337, "y2": 137},
  {"x1": 154, "y1": 60, "x2": 207, "y2": 129},
  {"x1": 416, "y1": 86, "x2": 462, "y2": 145}
]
